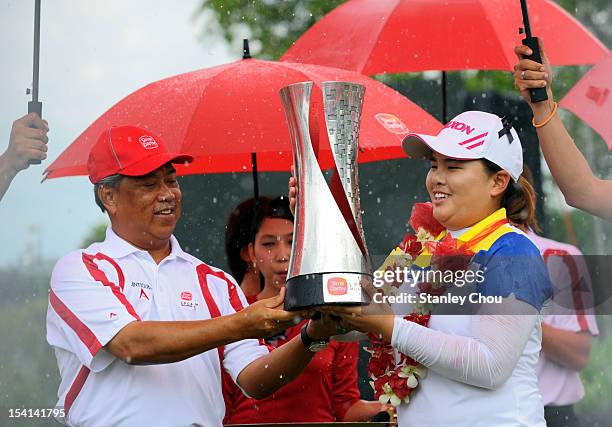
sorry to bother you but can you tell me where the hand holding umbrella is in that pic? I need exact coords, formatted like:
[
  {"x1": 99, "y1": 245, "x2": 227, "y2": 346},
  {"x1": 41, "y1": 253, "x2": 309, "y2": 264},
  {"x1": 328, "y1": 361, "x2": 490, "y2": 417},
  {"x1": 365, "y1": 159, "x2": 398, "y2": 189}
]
[
  {"x1": 513, "y1": 40, "x2": 612, "y2": 222},
  {"x1": 519, "y1": 0, "x2": 548, "y2": 103},
  {"x1": 0, "y1": 113, "x2": 49, "y2": 202},
  {"x1": 513, "y1": 41, "x2": 554, "y2": 116}
]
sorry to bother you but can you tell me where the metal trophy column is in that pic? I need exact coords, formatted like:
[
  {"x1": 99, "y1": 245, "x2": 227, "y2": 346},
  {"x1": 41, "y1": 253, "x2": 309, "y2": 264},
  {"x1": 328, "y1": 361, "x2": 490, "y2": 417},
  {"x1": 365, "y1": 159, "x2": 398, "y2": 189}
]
[{"x1": 279, "y1": 81, "x2": 372, "y2": 311}]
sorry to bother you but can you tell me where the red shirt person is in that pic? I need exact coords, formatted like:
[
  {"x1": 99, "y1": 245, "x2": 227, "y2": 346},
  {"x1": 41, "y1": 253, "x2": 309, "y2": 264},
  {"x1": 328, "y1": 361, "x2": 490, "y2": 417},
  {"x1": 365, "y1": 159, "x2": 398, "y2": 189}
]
[{"x1": 222, "y1": 196, "x2": 386, "y2": 424}]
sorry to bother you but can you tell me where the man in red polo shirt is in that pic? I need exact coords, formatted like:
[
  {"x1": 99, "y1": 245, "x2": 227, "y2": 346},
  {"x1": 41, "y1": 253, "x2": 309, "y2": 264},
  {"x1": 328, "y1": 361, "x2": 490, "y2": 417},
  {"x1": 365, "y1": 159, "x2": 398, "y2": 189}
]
[{"x1": 46, "y1": 125, "x2": 336, "y2": 427}]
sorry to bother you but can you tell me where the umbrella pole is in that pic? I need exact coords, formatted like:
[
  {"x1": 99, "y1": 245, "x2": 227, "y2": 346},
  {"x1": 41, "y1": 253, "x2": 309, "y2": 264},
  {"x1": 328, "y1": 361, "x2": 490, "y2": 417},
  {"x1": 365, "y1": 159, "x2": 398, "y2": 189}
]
[
  {"x1": 28, "y1": 0, "x2": 43, "y2": 167},
  {"x1": 441, "y1": 71, "x2": 447, "y2": 124},
  {"x1": 28, "y1": 0, "x2": 42, "y2": 117},
  {"x1": 251, "y1": 152, "x2": 259, "y2": 200}
]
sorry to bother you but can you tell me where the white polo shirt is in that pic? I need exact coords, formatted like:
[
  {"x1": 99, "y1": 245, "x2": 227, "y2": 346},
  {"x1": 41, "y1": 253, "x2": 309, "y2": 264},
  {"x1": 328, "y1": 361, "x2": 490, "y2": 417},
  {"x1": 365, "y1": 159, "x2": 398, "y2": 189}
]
[
  {"x1": 528, "y1": 232, "x2": 599, "y2": 406},
  {"x1": 46, "y1": 227, "x2": 268, "y2": 427}
]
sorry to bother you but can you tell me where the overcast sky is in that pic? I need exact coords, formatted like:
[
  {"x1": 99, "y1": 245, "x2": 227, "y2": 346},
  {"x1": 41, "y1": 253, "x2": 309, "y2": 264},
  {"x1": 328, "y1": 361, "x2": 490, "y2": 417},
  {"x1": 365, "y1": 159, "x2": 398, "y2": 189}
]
[{"x1": 0, "y1": 0, "x2": 233, "y2": 267}]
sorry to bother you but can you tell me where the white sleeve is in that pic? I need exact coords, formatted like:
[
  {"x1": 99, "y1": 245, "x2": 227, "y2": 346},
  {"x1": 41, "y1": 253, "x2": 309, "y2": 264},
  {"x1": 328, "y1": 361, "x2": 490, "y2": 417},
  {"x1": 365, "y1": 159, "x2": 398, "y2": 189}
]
[
  {"x1": 391, "y1": 295, "x2": 537, "y2": 390},
  {"x1": 46, "y1": 251, "x2": 139, "y2": 372},
  {"x1": 204, "y1": 270, "x2": 269, "y2": 382}
]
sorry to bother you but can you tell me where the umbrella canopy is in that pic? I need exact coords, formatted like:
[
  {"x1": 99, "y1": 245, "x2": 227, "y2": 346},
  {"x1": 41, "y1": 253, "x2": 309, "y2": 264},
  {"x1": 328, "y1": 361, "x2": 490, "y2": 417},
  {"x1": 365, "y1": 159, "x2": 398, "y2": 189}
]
[
  {"x1": 281, "y1": 0, "x2": 607, "y2": 74},
  {"x1": 560, "y1": 50, "x2": 612, "y2": 150},
  {"x1": 44, "y1": 59, "x2": 442, "y2": 180}
]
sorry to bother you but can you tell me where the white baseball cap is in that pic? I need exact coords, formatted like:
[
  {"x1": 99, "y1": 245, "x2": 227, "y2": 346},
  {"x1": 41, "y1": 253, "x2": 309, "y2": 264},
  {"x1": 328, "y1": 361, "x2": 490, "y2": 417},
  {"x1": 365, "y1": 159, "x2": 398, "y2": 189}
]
[{"x1": 402, "y1": 111, "x2": 523, "y2": 182}]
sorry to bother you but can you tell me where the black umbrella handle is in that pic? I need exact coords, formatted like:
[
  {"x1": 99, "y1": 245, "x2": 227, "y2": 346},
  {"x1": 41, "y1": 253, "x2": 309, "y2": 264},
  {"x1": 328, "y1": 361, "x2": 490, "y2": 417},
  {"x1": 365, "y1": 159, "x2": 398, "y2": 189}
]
[
  {"x1": 519, "y1": 0, "x2": 548, "y2": 103},
  {"x1": 26, "y1": 99, "x2": 43, "y2": 165},
  {"x1": 522, "y1": 36, "x2": 548, "y2": 103}
]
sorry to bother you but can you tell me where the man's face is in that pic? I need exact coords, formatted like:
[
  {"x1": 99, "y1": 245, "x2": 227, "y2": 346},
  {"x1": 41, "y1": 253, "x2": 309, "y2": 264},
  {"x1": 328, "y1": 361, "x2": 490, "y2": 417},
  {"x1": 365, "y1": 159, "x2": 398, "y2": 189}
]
[{"x1": 108, "y1": 163, "x2": 182, "y2": 250}]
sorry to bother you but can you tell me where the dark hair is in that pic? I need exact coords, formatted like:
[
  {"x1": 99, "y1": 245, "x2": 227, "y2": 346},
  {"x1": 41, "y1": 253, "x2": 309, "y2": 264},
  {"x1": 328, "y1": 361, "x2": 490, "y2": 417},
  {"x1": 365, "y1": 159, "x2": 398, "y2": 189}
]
[
  {"x1": 519, "y1": 164, "x2": 543, "y2": 233},
  {"x1": 481, "y1": 159, "x2": 540, "y2": 232},
  {"x1": 225, "y1": 196, "x2": 294, "y2": 284},
  {"x1": 93, "y1": 174, "x2": 123, "y2": 213},
  {"x1": 225, "y1": 196, "x2": 293, "y2": 283},
  {"x1": 251, "y1": 196, "x2": 294, "y2": 238},
  {"x1": 225, "y1": 196, "x2": 270, "y2": 283}
]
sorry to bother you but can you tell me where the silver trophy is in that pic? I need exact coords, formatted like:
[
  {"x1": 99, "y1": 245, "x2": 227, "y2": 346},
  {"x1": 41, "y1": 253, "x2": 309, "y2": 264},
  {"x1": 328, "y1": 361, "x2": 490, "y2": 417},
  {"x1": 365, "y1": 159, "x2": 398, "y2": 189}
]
[{"x1": 279, "y1": 81, "x2": 372, "y2": 311}]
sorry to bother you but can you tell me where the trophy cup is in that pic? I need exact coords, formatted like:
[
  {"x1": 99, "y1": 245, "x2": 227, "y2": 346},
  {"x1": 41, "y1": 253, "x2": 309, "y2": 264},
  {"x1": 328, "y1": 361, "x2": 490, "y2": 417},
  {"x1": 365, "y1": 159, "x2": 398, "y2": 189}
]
[{"x1": 279, "y1": 81, "x2": 372, "y2": 311}]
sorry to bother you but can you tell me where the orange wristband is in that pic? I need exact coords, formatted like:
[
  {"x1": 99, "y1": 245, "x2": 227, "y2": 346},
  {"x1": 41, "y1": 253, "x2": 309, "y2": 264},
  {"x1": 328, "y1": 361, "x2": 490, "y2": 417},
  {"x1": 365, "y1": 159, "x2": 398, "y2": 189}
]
[{"x1": 532, "y1": 102, "x2": 558, "y2": 128}]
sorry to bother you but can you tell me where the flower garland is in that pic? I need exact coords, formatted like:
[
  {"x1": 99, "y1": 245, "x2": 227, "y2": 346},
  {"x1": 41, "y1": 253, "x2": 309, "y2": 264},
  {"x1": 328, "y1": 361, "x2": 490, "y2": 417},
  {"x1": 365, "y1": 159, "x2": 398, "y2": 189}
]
[{"x1": 366, "y1": 202, "x2": 475, "y2": 406}]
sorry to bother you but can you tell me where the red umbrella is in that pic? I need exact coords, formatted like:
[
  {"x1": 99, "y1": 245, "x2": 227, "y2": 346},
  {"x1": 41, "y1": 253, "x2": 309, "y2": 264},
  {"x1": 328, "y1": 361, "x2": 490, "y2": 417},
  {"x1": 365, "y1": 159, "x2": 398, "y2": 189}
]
[
  {"x1": 44, "y1": 56, "x2": 441, "y2": 181},
  {"x1": 281, "y1": 0, "x2": 607, "y2": 74},
  {"x1": 560, "y1": 50, "x2": 612, "y2": 150}
]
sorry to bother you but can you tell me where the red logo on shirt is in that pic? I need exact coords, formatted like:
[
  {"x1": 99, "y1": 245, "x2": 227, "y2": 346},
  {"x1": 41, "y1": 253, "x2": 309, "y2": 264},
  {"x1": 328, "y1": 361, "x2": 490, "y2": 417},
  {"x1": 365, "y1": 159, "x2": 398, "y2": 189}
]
[
  {"x1": 327, "y1": 277, "x2": 348, "y2": 295},
  {"x1": 109, "y1": 312, "x2": 117, "y2": 319},
  {"x1": 139, "y1": 289, "x2": 149, "y2": 300},
  {"x1": 181, "y1": 291, "x2": 193, "y2": 301}
]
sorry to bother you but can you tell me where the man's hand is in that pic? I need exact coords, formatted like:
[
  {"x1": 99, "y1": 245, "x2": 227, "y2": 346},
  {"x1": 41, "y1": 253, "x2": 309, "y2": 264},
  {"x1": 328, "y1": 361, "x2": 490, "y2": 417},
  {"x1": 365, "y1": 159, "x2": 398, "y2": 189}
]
[
  {"x1": 235, "y1": 287, "x2": 310, "y2": 339},
  {"x1": 1, "y1": 113, "x2": 49, "y2": 174}
]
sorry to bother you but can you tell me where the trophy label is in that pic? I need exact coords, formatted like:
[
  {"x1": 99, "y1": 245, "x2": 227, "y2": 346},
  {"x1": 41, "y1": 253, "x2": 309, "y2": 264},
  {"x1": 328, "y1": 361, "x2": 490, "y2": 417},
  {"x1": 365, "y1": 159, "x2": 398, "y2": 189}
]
[{"x1": 323, "y1": 273, "x2": 362, "y2": 303}]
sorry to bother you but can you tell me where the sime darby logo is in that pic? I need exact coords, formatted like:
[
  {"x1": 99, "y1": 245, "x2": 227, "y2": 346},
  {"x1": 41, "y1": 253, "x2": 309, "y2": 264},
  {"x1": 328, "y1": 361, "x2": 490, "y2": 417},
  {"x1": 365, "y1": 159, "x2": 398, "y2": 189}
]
[
  {"x1": 375, "y1": 113, "x2": 410, "y2": 135},
  {"x1": 139, "y1": 135, "x2": 159, "y2": 150},
  {"x1": 443, "y1": 121, "x2": 476, "y2": 135},
  {"x1": 327, "y1": 277, "x2": 348, "y2": 296},
  {"x1": 181, "y1": 291, "x2": 193, "y2": 301}
]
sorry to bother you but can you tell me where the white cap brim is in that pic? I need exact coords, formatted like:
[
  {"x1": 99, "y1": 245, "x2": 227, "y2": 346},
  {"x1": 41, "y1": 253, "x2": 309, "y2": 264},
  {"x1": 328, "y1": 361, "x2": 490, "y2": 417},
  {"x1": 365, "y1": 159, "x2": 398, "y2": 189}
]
[{"x1": 402, "y1": 133, "x2": 484, "y2": 161}]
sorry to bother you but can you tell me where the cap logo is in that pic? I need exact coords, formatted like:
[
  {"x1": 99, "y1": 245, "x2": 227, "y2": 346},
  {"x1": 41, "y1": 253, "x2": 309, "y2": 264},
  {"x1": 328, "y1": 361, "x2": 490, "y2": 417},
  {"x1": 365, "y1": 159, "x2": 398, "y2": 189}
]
[
  {"x1": 443, "y1": 121, "x2": 475, "y2": 135},
  {"x1": 139, "y1": 135, "x2": 159, "y2": 150},
  {"x1": 375, "y1": 113, "x2": 410, "y2": 134},
  {"x1": 458, "y1": 132, "x2": 488, "y2": 150}
]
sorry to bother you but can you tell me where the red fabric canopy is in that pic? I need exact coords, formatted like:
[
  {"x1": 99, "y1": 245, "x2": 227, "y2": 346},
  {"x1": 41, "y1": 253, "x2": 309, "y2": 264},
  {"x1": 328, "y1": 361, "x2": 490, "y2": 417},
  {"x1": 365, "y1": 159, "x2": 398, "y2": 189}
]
[
  {"x1": 45, "y1": 59, "x2": 442, "y2": 180},
  {"x1": 282, "y1": 0, "x2": 607, "y2": 74}
]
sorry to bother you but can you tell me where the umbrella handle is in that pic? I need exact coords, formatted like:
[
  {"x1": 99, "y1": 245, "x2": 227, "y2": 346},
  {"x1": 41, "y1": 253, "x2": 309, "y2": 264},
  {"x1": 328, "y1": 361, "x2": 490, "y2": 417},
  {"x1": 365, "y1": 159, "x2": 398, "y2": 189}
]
[
  {"x1": 521, "y1": 36, "x2": 548, "y2": 103},
  {"x1": 26, "y1": 100, "x2": 43, "y2": 165}
]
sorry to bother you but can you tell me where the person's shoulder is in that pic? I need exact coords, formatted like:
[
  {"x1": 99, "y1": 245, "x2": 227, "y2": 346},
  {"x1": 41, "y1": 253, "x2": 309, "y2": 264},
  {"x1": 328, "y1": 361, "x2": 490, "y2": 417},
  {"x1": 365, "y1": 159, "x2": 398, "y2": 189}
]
[
  {"x1": 487, "y1": 227, "x2": 542, "y2": 256},
  {"x1": 51, "y1": 243, "x2": 102, "y2": 283},
  {"x1": 176, "y1": 250, "x2": 205, "y2": 267},
  {"x1": 534, "y1": 234, "x2": 583, "y2": 256},
  {"x1": 195, "y1": 261, "x2": 239, "y2": 287}
]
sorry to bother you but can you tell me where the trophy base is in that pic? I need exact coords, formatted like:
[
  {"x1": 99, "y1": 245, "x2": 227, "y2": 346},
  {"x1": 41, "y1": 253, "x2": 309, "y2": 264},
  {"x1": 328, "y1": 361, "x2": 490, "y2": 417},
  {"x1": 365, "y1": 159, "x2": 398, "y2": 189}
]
[{"x1": 284, "y1": 272, "x2": 371, "y2": 311}]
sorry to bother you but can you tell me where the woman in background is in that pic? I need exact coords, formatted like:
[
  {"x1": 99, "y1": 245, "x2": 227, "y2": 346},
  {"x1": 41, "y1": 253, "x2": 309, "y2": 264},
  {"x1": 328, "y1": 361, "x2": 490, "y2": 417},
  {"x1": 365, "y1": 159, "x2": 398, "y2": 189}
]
[{"x1": 223, "y1": 196, "x2": 387, "y2": 424}]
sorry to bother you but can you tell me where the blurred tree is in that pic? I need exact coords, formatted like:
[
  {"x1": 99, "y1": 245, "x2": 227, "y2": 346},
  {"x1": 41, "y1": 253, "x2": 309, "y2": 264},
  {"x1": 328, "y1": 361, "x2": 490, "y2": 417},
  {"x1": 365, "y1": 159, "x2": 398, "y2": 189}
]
[
  {"x1": 196, "y1": 0, "x2": 343, "y2": 59},
  {"x1": 197, "y1": 0, "x2": 610, "y2": 61},
  {"x1": 80, "y1": 223, "x2": 107, "y2": 247}
]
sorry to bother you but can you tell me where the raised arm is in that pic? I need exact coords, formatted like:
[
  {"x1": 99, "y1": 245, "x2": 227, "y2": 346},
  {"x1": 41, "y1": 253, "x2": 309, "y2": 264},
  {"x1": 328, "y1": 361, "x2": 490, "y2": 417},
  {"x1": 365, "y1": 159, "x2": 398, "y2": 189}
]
[{"x1": 514, "y1": 42, "x2": 612, "y2": 221}]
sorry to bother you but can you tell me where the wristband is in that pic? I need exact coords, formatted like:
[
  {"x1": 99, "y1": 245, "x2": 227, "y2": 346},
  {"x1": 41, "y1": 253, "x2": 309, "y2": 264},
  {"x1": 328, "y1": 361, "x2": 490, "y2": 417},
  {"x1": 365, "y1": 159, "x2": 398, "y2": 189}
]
[{"x1": 532, "y1": 102, "x2": 558, "y2": 128}]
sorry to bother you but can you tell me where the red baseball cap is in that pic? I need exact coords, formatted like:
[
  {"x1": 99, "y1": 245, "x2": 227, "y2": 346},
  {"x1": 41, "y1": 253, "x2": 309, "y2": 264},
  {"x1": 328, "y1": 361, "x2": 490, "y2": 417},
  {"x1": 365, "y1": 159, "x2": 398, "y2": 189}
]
[{"x1": 87, "y1": 125, "x2": 194, "y2": 184}]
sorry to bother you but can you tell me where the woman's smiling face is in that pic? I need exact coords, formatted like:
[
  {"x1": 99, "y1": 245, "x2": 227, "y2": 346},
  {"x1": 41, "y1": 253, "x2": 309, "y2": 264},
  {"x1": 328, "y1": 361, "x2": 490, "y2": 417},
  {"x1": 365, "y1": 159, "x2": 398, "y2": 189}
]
[{"x1": 425, "y1": 152, "x2": 507, "y2": 230}]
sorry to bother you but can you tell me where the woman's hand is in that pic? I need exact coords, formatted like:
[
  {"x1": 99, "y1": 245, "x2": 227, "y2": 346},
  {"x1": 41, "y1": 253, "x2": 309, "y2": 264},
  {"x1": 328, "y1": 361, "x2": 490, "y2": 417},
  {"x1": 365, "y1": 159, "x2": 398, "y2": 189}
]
[
  {"x1": 306, "y1": 312, "x2": 343, "y2": 340},
  {"x1": 513, "y1": 40, "x2": 555, "y2": 114},
  {"x1": 288, "y1": 165, "x2": 297, "y2": 216},
  {"x1": 320, "y1": 287, "x2": 396, "y2": 342}
]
